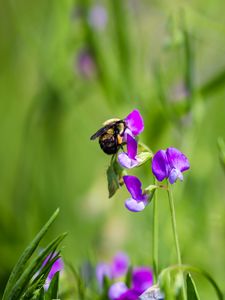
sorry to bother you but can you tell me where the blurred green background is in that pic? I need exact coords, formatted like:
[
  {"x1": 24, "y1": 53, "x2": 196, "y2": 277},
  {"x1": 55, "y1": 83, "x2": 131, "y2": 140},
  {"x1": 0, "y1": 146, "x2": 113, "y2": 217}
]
[{"x1": 0, "y1": 0, "x2": 225, "y2": 298}]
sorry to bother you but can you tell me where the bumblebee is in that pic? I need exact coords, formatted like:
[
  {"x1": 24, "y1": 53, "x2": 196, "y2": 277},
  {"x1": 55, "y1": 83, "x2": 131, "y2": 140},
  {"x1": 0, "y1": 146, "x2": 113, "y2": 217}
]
[{"x1": 90, "y1": 119, "x2": 126, "y2": 155}]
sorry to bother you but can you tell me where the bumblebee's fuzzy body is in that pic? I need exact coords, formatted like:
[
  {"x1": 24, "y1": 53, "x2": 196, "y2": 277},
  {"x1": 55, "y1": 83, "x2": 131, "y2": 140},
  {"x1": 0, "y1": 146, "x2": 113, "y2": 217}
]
[{"x1": 90, "y1": 119, "x2": 126, "y2": 155}]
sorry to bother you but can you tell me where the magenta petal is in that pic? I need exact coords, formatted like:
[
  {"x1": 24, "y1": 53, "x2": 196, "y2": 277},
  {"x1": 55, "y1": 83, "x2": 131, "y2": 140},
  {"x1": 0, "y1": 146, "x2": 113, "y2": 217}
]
[
  {"x1": 152, "y1": 150, "x2": 169, "y2": 181},
  {"x1": 118, "y1": 153, "x2": 138, "y2": 169},
  {"x1": 123, "y1": 176, "x2": 144, "y2": 200},
  {"x1": 125, "y1": 109, "x2": 144, "y2": 136},
  {"x1": 48, "y1": 257, "x2": 64, "y2": 281},
  {"x1": 118, "y1": 289, "x2": 139, "y2": 300},
  {"x1": 108, "y1": 282, "x2": 128, "y2": 300},
  {"x1": 132, "y1": 267, "x2": 153, "y2": 294},
  {"x1": 166, "y1": 147, "x2": 190, "y2": 172},
  {"x1": 111, "y1": 252, "x2": 129, "y2": 278},
  {"x1": 127, "y1": 134, "x2": 137, "y2": 159},
  {"x1": 125, "y1": 198, "x2": 147, "y2": 212}
]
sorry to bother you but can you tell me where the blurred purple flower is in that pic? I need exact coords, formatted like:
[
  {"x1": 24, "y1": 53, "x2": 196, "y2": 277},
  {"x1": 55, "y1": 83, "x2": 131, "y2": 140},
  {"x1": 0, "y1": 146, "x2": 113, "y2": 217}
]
[
  {"x1": 132, "y1": 267, "x2": 153, "y2": 295},
  {"x1": 96, "y1": 252, "x2": 129, "y2": 289},
  {"x1": 42, "y1": 253, "x2": 64, "y2": 290},
  {"x1": 88, "y1": 5, "x2": 108, "y2": 30},
  {"x1": 123, "y1": 175, "x2": 148, "y2": 212},
  {"x1": 108, "y1": 282, "x2": 129, "y2": 300},
  {"x1": 112, "y1": 252, "x2": 130, "y2": 278},
  {"x1": 152, "y1": 147, "x2": 190, "y2": 184},
  {"x1": 124, "y1": 109, "x2": 144, "y2": 138},
  {"x1": 77, "y1": 50, "x2": 96, "y2": 79},
  {"x1": 96, "y1": 262, "x2": 112, "y2": 288},
  {"x1": 118, "y1": 135, "x2": 140, "y2": 169},
  {"x1": 108, "y1": 267, "x2": 153, "y2": 300}
]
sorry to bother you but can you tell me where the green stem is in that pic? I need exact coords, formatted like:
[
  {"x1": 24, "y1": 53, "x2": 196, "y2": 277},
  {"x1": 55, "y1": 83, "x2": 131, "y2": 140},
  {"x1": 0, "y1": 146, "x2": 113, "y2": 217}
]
[
  {"x1": 152, "y1": 178, "x2": 159, "y2": 283},
  {"x1": 167, "y1": 182, "x2": 186, "y2": 300}
]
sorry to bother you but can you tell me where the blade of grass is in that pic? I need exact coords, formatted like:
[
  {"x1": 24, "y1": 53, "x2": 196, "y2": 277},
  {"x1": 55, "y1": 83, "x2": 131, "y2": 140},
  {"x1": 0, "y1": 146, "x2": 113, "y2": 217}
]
[
  {"x1": 2, "y1": 208, "x2": 60, "y2": 300},
  {"x1": 8, "y1": 232, "x2": 66, "y2": 299}
]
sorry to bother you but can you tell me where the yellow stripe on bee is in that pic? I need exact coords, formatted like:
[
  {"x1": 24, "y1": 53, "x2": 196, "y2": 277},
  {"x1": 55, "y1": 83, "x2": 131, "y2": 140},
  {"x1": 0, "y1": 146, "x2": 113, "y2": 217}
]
[{"x1": 117, "y1": 135, "x2": 123, "y2": 145}]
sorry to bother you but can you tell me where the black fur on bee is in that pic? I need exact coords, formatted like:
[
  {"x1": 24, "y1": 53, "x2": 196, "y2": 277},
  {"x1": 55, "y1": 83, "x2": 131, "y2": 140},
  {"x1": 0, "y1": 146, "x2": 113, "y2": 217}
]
[{"x1": 90, "y1": 119, "x2": 126, "y2": 155}]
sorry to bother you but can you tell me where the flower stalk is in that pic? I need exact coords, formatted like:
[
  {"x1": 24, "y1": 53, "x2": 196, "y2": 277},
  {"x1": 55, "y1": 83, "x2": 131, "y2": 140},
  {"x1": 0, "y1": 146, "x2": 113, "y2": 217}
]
[
  {"x1": 167, "y1": 182, "x2": 186, "y2": 300},
  {"x1": 152, "y1": 178, "x2": 159, "y2": 283}
]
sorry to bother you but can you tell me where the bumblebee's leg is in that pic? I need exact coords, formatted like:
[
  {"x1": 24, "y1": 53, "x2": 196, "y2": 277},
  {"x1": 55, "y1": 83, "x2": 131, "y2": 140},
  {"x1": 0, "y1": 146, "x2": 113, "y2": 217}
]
[{"x1": 120, "y1": 144, "x2": 125, "y2": 152}]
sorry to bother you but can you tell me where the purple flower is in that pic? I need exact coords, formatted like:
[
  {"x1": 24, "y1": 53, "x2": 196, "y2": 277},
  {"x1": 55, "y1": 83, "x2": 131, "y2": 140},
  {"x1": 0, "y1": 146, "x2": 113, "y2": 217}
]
[
  {"x1": 118, "y1": 135, "x2": 140, "y2": 169},
  {"x1": 108, "y1": 282, "x2": 129, "y2": 300},
  {"x1": 76, "y1": 50, "x2": 96, "y2": 79},
  {"x1": 108, "y1": 267, "x2": 153, "y2": 300},
  {"x1": 124, "y1": 109, "x2": 144, "y2": 138},
  {"x1": 96, "y1": 252, "x2": 129, "y2": 289},
  {"x1": 132, "y1": 267, "x2": 153, "y2": 294},
  {"x1": 152, "y1": 147, "x2": 190, "y2": 184},
  {"x1": 42, "y1": 253, "x2": 64, "y2": 290},
  {"x1": 96, "y1": 262, "x2": 112, "y2": 288},
  {"x1": 123, "y1": 175, "x2": 149, "y2": 212},
  {"x1": 119, "y1": 289, "x2": 139, "y2": 300},
  {"x1": 111, "y1": 252, "x2": 130, "y2": 278},
  {"x1": 88, "y1": 5, "x2": 108, "y2": 30}
]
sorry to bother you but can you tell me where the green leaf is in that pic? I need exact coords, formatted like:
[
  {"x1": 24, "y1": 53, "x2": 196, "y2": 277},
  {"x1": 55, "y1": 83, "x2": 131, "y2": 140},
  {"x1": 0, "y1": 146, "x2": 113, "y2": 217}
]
[
  {"x1": 125, "y1": 266, "x2": 132, "y2": 288},
  {"x1": 186, "y1": 273, "x2": 200, "y2": 300},
  {"x1": 158, "y1": 265, "x2": 223, "y2": 300},
  {"x1": 68, "y1": 264, "x2": 86, "y2": 300},
  {"x1": 36, "y1": 287, "x2": 45, "y2": 300},
  {"x1": 2, "y1": 208, "x2": 60, "y2": 300},
  {"x1": 107, "y1": 157, "x2": 125, "y2": 198},
  {"x1": 160, "y1": 271, "x2": 175, "y2": 300},
  {"x1": 45, "y1": 271, "x2": 59, "y2": 300},
  {"x1": 107, "y1": 164, "x2": 120, "y2": 198},
  {"x1": 8, "y1": 233, "x2": 66, "y2": 299},
  {"x1": 20, "y1": 274, "x2": 45, "y2": 300}
]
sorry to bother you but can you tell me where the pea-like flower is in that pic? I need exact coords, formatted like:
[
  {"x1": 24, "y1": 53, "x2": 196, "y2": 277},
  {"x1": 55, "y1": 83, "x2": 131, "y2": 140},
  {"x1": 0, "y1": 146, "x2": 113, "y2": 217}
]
[
  {"x1": 118, "y1": 135, "x2": 140, "y2": 169},
  {"x1": 96, "y1": 252, "x2": 129, "y2": 289},
  {"x1": 123, "y1": 175, "x2": 149, "y2": 212},
  {"x1": 152, "y1": 147, "x2": 190, "y2": 184},
  {"x1": 108, "y1": 267, "x2": 153, "y2": 300},
  {"x1": 124, "y1": 109, "x2": 144, "y2": 139}
]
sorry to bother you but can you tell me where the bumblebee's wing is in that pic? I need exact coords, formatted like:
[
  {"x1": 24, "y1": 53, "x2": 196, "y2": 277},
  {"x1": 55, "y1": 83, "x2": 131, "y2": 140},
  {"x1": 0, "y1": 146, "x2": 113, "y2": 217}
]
[{"x1": 90, "y1": 124, "x2": 113, "y2": 140}]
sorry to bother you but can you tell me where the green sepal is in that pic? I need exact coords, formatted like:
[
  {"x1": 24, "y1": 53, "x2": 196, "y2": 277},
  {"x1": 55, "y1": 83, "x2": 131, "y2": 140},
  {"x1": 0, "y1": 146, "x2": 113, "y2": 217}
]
[
  {"x1": 143, "y1": 185, "x2": 156, "y2": 204},
  {"x1": 138, "y1": 142, "x2": 153, "y2": 154},
  {"x1": 186, "y1": 273, "x2": 200, "y2": 300},
  {"x1": 135, "y1": 151, "x2": 153, "y2": 167}
]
